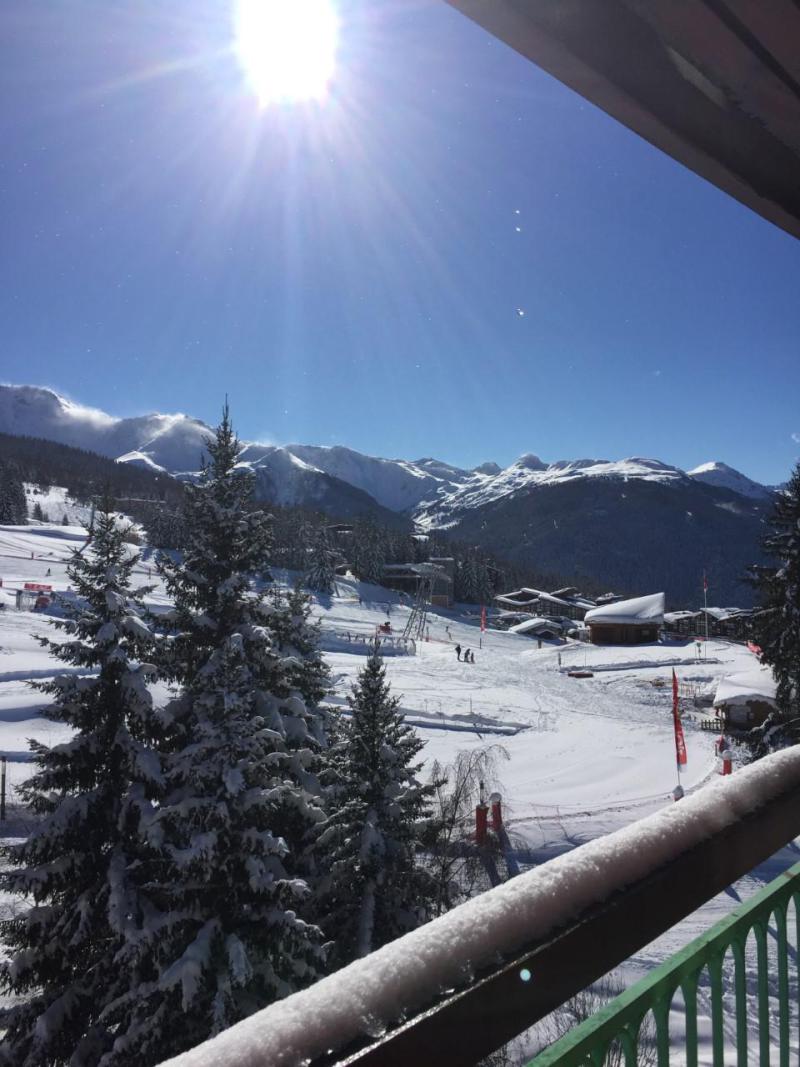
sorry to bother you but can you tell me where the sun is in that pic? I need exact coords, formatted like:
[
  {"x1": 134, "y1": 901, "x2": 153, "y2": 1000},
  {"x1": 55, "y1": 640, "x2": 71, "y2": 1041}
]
[{"x1": 234, "y1": 0, "x2": 339, "y2": 106}]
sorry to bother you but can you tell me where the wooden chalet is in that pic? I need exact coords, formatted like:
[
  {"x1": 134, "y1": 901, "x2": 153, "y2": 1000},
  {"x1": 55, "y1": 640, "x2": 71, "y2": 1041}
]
[{"x1": 584, "y1": 592, "x2": 664, "y2": 645}]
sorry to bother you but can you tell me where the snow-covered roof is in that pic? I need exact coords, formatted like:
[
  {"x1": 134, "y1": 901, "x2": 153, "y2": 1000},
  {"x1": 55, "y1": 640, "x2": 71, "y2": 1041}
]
[
  {"x1": 509, "y1": 616, "x2": 562, "y2": 635},
  {"x1": 664, "y1": 610, "x2": 701, "y2": 623},
  {"x1": 714, "y1": 667, "x2": 778, "y2": 709},
  {"x1": 495, "y1": 587, "x2": 595, "y2": 611},
  {"x1": 700, "y1": 606, "x2": 752, "y2": 622},
  {"x1": 584, "y1": 592, "x2": 665, "y2": 626}
]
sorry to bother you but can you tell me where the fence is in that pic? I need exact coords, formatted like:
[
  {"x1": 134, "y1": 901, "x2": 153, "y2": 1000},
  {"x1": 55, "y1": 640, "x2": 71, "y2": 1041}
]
[{"x1": 317, "y1": 629, "x2": 416, "y2": 656}]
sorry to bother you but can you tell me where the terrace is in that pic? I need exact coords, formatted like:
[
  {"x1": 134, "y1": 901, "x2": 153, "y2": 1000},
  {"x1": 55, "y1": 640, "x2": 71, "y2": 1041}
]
[{"x1": 163, "y1": 3, "x2": 800, "y2": 1064}]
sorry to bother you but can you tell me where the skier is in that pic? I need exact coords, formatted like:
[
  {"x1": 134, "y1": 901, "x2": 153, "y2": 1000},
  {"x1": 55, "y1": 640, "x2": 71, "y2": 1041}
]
[
  {"x1": 464, "y1": 648, "x2": 471, "y2": 664},
  {"x1": 46, "y1": 568, "x2": 51, "y2": 577},
  {"x1": 455, "y1": 644, "x2": 462, "y2": 662},
  {"x1": 469, "y1": 650, "x2": 475, "y2": 664}
]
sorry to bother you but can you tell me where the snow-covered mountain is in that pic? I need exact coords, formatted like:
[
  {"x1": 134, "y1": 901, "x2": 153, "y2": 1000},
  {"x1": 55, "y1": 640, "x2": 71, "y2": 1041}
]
[
  {"x1": 0, "y1": 385, "x2": 774, "y2": 518},
  {"x1": 413, "y1": 455, "x2": 693, "y2": 528},
  {"x1": 0, "y1": 384, "x2": 776, "y2": 602},
  {"x1": 279, "y1": 445, "x2": 476, "y2": 512},
  {"x1": 0, "y1": 385, "x2": 211, "y2": 473},
  {"x1": 687, "y1": 461, "x2": 774, "y2": 501}
]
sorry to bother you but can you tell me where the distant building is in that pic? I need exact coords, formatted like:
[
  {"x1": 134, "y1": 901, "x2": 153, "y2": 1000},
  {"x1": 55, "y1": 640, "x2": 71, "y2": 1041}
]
[
  {"x1": 663, "y1": 610, "x2": 703, "y2": 637},
  {"x1": 713, "y1": 667, "x2": 777, "y2": 730},
  {"x1": 493, "y1": 587, "x2": 595, "y2": 621},
  {"x1": 663, "y1": 607, "x2": 753, "y2": 641},
  {"x1": 584, "y1": 592, "x2": 665, "y2": 645},
  {"x1": 508, "y1": 616, "x2": 564, "y2": 640},
  {"x1": 381, "y1": 560, "x2": 454, "y2": 608}
]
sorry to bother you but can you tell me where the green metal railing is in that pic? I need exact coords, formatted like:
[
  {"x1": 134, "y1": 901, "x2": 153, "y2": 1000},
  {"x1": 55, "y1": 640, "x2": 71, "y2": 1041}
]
[{"x1": 529, "y1": 862, "x2": 800, "y2": 1067}]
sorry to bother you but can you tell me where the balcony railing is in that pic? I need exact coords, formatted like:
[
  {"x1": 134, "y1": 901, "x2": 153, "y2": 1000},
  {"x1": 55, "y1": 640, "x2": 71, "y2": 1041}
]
[
  {"x1": 529, "y1": 860, "x2": 800, "y2": 1066},
  {"x1": 162, "y1": 749, "x2": 800, "y2": 1067}
]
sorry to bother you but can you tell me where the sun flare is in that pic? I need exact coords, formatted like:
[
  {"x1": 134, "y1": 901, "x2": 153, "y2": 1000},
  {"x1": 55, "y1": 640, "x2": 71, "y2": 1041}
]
[{"x1": 234, "y1": 0, "x2": 339, "y2": 105}]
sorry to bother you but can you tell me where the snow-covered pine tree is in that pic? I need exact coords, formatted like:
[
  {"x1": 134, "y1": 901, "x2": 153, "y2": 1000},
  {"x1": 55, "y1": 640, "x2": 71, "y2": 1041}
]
[
  {"x1": 105, "y1": 406, "x2": 326, "y2": 1062},
  {"x1": 304, "y1": 527, "x2": 336, "y2": 595},
  {"x1": 317, "y1": 648, "x2": 437, "y2": 969},
  {"x1": 749, "y1": 462, "x2": 800, "y2": 727},
  {"x1": 0, "y1": 506, "x2": 160, "y2": 1066},
  {"x1": 266, "y1": 583, "x2": 330, "y2": 709}
]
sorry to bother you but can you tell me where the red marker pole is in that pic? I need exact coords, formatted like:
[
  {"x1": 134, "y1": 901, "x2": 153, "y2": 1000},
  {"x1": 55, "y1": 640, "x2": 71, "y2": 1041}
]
[
  {"x1": 475, "y1": 803, "x2": 488, "y2": 846},
  {"x1": 490, "y1": 792, "x2": 503, "y2": 832}
]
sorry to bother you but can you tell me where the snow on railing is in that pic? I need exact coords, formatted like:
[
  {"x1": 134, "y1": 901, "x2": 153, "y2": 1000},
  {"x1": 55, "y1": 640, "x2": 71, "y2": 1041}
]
[{"x1": 159, "y1": 748, "x2": 800, "y2": 1067}]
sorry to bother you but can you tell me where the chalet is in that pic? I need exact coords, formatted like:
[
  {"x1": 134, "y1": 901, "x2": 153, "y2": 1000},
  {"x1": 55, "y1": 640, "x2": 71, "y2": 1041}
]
[
  {"x1": 494, "y1": 587, "x2": 595, "y2": 621},
  {"x1": 698, "y1": 607, "x2": 753, "y2": 641},
  {"x1": 584, "y1": 592, "x2": 665, "y2": 645},
  {"x1": 713, "y1": 667, "x2": 777, "y2": 730},
  {"x1": 381, "y1": 559, "x2": 454, "y2": 608},
  {"x1": 663, "y1": 610, "x2": 703, "y2": 637},
  {"x1": 508, "y1": 616, "x2": 564, "y2": 640}
]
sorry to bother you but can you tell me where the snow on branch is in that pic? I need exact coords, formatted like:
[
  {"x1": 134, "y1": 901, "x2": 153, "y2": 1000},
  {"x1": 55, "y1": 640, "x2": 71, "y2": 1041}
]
[{"x1": 159, "y1": 748, "x2": 800, "y2": 1067}]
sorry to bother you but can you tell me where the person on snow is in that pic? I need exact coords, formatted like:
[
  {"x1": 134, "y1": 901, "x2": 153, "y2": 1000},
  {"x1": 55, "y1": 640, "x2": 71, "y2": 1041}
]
[
  {"x1": 464, "y1": 648, "x2": 471, "y2": 664},
  {"x1": 455, "y1": 644, "x2": 462, "y2": 661}
]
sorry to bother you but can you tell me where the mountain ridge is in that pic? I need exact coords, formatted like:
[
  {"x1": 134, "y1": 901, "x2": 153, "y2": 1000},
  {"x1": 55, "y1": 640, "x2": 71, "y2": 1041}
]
[{"x1": 0, "y1": 384, "x2": 773, "y2": 604}]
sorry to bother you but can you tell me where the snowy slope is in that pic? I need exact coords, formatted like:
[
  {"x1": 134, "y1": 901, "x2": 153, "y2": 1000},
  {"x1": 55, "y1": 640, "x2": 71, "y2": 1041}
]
[
  {"x1": 283, "y1": 444, "x2": 476, "y2": 513},
  {"x1": 687, "y1": 461, "x2": 773, "y2": 501}
]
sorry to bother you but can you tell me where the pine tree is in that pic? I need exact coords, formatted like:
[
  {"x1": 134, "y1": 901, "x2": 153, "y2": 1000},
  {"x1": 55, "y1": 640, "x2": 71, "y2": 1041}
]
[
  {"x1": 266, "y1": 583, "x2": 330, "y2": 709},
  {"x1": 31, "y1": 500, "x2": 45, "y2": 522},
  {"x1": 749, "y1": 463, "x2": 800, "y2": 726},
  {"x1": 304, "y1": 527, "x2": 336, "y2": 595},
  {"x1": 0, "y1": 460, "x2": 27, "y2": 524},
  {"x1": 317, "y1": 649, "x2": 437, "y2": 969},
  {"x1": 104, "y1": 406, "x2": 326, "y2": 1062},
  {"x1": 351, "y1": 519, "x2": 385, "y2": 584},
  {"x1": 0, "y1": 507, "x2": 160, "y2": 1066}
]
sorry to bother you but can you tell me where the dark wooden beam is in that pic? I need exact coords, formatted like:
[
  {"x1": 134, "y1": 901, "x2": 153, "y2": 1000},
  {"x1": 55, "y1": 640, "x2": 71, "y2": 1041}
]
[{"x1": 444, "y1": 0, "x2": 800, "y2": 240}]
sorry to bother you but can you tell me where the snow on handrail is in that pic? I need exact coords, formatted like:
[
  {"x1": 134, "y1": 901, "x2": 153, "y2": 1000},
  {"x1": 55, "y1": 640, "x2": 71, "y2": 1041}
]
[{"x1": 159, "y1": 748, "x2": 800, "y2": 1067}]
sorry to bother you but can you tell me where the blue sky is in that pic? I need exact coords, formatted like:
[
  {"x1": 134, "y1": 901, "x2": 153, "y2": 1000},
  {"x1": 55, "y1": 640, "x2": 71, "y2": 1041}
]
[{"x1": 2, "y1": 0, "x2": 799, "y2": 484}]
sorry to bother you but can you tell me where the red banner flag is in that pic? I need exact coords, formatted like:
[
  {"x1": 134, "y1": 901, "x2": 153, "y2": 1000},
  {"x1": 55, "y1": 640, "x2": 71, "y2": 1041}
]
[
  {"x1": 672, "y1": 669, "x2": 687, "y2": 767},
  {"x1": 480, "y1": 605, "x2": 487, "y2": 633}
]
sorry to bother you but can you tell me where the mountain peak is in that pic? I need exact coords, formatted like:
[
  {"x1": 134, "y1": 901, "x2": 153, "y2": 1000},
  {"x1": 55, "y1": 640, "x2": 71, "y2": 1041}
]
[
  {"x1": 515, "y1": 452, "x2": 547, "y2": 471},
  {"x1": 687, "y1": 460, "x2": 772, "y2": 500},
  {"x1": 473, "y1": 461, "x2": 501, "y2": 476}
]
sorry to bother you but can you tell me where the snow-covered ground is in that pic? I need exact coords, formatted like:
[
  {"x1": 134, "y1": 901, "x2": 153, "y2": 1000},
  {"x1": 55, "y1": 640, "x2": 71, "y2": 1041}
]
[
  {"x1": 0, "y1": 521, "x2": 793, "y2": 1063},
  {"x1": 0, "y1": 520, "x2": 762, "y2": 852}
]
